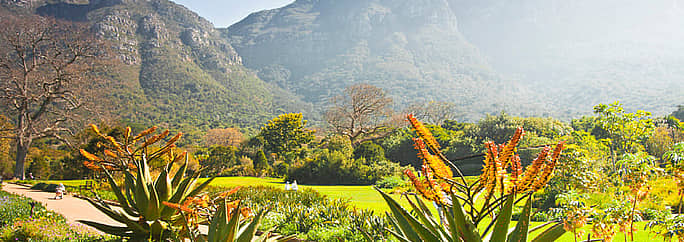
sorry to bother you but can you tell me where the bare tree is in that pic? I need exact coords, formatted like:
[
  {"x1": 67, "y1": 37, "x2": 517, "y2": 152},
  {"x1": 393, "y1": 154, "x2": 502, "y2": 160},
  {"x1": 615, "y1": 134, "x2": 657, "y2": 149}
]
[
  {"x1": 326, "y1": 84, "x2": 393, "y2": 146},
  {"x1": 406, "y1": 101, "x2": 463, "y2": 125},
  {"x1": 0, "y1": 15, "x2": 102, "y2": 179}
]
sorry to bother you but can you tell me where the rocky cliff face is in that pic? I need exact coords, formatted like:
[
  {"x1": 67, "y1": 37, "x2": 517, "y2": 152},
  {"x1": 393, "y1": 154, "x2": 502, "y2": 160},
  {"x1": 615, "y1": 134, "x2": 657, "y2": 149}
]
[
  {"x1": 6, "y1": 0, "x2": 310, "y2": 132},
  {"x1": 224, "y1": 0, "x2": 525, "y2": 119}
]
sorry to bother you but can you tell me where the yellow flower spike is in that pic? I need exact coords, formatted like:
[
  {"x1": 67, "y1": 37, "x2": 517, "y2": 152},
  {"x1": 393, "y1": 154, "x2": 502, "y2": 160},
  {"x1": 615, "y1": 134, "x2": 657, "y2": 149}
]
[
  {"x1": 125, "y1": 127, "x2": 131, "y2": 140},
  {"x1": 80, "y1": 149, "x2": 103, "y2": 162},
  {"x1": 105, "y1": 136, "x2": 123, "y2": 152},
  {"x1": 90, "y1": 124, "x2": 103, "y2": 137},
  {"x1": 407, "y1": 114, "x2": 441, "y2": 151}
]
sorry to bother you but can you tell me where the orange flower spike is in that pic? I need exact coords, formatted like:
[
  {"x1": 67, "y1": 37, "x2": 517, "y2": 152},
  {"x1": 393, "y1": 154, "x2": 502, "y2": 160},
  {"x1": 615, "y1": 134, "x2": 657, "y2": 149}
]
[
  {"x1": 529, "y1": 142, "x2": 565, "y2": 192},
  {"x1": 143, "y1": 130, "x2": 170, "y2": 147},
  {"x1": 80, "y1": 149, "x2": 103, "y2": 162},
  {"x1": 162, "y1": 201, "x2": 194, "y2": 213},
  {"x1": 240, "y1": 207, "x2": 252, "y2": 218},
  {"x1": 413, "y1": 138, "x2": 452, "y2": 179},
  {"x1": 133, "y1": 126, "x2": 157, "y2": 141},
  {"x1": 499, "y1": 127, "x2": 524, "y2": 166},
  {"x1": 405, "y1": 169, "x2": 438, "y2": 202},
  {"x1": 476, "y1": 142, "x2": 494, "y2": 191},
  {"x1": 407, "y1": 114, "x2": 441, "y2": 151},
  {"x1": 164, "y1": 132, "x2": 183, "y2": 147},
  {"x1": 517, "y1": 146, "x2": 551, "y2": 193},
  {"x1": 104, "y1": 150, "x2": 118, "y2": 158},
  {"x1": 219, "y1": 186, "x2": 241, "y2": 198}
]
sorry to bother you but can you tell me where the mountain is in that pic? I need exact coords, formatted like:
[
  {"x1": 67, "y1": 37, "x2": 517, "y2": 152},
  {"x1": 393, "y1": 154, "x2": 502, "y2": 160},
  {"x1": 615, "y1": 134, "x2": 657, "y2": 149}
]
[
  {"x1": 222, "y1": 0, "x2": 534, "y2": 120},
  {"x1": 448, "y1": 0, "x2": 684, "y2": 117},
  {"x1": 1, "y1": 0, "x2": 311, "y2": 140}
]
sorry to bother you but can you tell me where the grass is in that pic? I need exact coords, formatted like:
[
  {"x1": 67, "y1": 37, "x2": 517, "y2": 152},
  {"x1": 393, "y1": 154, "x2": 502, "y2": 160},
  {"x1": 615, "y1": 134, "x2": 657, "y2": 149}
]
[{"x1": 201, "y1": 176, "x2": 411, "y2": 213}]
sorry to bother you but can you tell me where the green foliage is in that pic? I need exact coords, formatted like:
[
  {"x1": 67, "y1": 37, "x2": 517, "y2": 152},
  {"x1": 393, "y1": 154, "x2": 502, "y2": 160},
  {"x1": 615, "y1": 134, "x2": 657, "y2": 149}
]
[
  {"x1": 374, "y1": 175, "x2": 406, "y2": 189},
  {"x1": 208, "y1": 185, "x2": 389, "y2": 241},
  {"x1": 324, "y1": 135, "x2": 353, "y2": 157},
  {"x1": 594, "y1": 101, "x2": 655, "y2": 160},
  {"x1": 27, "y1": 156, "x2": 50, "y2": 180},
  {"x1": 253, "y1": 149, "x2": 270, "y2": 173},
  {"x1": 286, "y1": 149, "x2": 404, "y2": 185},
  {"x1": 198, "y1": 145, "x2": 239, "y2": 177},
  {"x1": 258, "y1": 113, "x2": 315, "y2": 157},
  {"x1": 353, "y1": 141, "x2": 385, "y2": 163}
]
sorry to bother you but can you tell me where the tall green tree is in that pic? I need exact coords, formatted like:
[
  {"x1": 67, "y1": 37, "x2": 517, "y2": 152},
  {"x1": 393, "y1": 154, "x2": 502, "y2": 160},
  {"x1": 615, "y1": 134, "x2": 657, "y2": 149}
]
[
  {"x1": 253, "y1": 149, "x2": 269, "y2": 173},
  {"x1": 258, "y1": 113, "x2": 315, "y2": 158},
  {"x1": 593, "y1": 101, "x2": 655, "y2": 169}
]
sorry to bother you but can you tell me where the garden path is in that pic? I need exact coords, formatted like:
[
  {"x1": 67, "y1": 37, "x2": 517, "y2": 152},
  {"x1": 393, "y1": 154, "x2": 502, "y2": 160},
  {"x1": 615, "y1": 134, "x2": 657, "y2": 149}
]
[{"x1": 1, "y1": 183, "x2": 124, "y2": 227}]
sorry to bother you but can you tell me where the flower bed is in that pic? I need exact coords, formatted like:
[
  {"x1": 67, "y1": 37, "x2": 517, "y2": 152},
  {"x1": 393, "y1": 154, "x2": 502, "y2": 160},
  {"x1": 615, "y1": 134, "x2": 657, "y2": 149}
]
[{"x1": 0, "y1": 190, "x2": 117, "y2": 241}]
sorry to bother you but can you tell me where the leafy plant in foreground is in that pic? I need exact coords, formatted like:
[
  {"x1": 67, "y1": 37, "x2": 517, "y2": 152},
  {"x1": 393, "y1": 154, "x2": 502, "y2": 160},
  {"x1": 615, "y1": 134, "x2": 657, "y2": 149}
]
[
  {"x1": 78, "y1": 125, "x2": 214, "y2": 240},
  {"x1": 376, "y1": 114, "x2": 567, "y2": 241}
]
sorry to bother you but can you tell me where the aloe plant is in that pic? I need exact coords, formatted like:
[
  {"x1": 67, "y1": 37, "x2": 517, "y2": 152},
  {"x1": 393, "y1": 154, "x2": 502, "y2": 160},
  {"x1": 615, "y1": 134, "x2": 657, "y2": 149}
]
[
  {"x1": 78, "y1": 125, "x2": 214, "y2": 240},
  {"x1": 378, "y1": 115, "x2": 568, "y2": 241}
]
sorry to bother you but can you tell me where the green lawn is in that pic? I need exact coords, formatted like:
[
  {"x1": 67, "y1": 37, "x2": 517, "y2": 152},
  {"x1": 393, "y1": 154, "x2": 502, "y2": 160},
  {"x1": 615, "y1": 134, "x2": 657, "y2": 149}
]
[{"x1": 202, "y1": 176, "x2": 413, "y2": 213}]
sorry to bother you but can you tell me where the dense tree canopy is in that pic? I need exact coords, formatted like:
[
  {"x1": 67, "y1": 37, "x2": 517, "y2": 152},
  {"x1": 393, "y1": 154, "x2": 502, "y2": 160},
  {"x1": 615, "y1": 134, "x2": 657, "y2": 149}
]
[{"x1": 258, "y1": 113, "x2": 315, "y2": 157}]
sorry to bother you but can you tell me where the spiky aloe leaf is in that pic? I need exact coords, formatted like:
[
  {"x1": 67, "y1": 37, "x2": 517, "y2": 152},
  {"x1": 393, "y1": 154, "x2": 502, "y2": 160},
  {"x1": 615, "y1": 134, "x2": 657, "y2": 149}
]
[
  {"x1": 102, "y1": 166, "x2": 138, "y2": 217},
  {"x1": 135, "y1": 157, "x2": 151, "y2": 218},
  {"x1": 447, "y1": 193, "x2": 481, "y2": 242},
  {"x1": 83, "y1": 198, "x2": 148, "y2": 234},
  {"x1": 507, "y1": 195, "x2": 533, "y2": 242},
  {"x1": 124, "y1": 172, "x2": 137, "y2": 208},
  {"x1": 236, "y1": 209, "x2": 269, "y2": 242},
  {"x1": 376, "y1": 187, "x2": 439, "y2": 241},
  {"x1": 78, "y1": 220, "x2": 134, "y2": 237},
  {"x1": 171, "y1": 155, "x2": 189, "y2": 187},
  {"x1": 154, "y1": 168, "x2": 172, "y2": 202},
  {"x1": 487, "y1": 194, "x2": 515, "y2": 242},
  {"x1": 208, "y1": 198, "x2": 229, "y2": 242},
  {"x1": 226, "y1": 201, "x2": 242, "y2": 241},
  {"x1": 147, "y1": 182, "x2": 161, "y2": 220},
  {"x1": 530, "y1": 222, "x2": 566, "y2": 242},
  {"x1": 405, "y1": 194, "x2": 449, "y2": 241}
]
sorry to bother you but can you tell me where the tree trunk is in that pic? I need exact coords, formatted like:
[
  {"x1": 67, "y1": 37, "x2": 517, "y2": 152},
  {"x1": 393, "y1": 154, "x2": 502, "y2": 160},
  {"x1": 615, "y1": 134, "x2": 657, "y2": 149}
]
[{"x1": 14, "y1": 137, "x2": 30, "y2": 180}]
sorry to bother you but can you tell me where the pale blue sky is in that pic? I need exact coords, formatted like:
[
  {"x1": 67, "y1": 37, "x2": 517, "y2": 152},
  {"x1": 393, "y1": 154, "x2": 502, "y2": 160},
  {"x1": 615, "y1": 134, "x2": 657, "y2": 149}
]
[{"x1": 171, "y1": 0, "x2": 294, "y2": 28}]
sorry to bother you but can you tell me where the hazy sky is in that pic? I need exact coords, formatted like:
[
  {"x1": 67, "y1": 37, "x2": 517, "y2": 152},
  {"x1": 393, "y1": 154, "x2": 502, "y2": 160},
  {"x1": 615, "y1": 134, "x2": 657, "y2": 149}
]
[{"x1": 171, "y1": 0, "x2": 294, "y2": 28}]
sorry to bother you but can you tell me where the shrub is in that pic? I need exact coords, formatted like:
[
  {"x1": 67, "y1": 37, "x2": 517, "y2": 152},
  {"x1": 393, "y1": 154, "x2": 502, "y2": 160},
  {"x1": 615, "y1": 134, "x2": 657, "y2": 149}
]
[
  {"x1": 353, "y1": 141, "x2": 385, "y2": 163},
  {"x1": 374, "y1": 175, "x2": 405, "y2": 189},
  {"x1": 206, "y1": 185, "x2": 389, "y2": 241}
]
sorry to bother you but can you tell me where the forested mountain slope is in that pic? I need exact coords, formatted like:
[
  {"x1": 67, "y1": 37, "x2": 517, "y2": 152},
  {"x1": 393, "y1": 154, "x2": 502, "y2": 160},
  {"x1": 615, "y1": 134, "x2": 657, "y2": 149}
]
[
  {"x1": 223, "y1": 0, "x2": 534, "y2": 120},
  {"x1": 1, "y1": 0, "x2": 310, "y2": 137}
]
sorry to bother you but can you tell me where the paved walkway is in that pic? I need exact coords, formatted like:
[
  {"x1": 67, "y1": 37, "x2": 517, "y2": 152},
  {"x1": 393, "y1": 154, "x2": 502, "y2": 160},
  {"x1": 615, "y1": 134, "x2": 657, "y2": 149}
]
[{"x1": 1, "y1": 183, "x2": 124, "y2": 227}]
